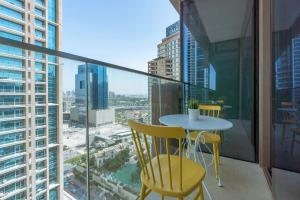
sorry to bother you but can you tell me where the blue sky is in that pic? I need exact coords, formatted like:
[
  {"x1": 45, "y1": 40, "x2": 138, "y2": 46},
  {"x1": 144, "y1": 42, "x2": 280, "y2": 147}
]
[{"x1": 62, "y1": 0, "x2": 179, "y2": 94}]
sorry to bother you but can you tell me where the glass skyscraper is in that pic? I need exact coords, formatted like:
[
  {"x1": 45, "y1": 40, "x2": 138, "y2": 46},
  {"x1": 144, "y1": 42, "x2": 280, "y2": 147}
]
[
  {"x1": 0, "y1": 0, "x2": 62, "y2": 199},
  {"x1": 75, "y1": 64, "x2": 108, "y2": 110}
]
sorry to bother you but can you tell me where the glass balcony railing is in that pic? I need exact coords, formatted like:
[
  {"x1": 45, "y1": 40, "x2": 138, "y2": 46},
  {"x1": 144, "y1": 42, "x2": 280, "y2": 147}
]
[
  {"x1": 0, "y1": 38, "x2": 212, "y2": 200},
  {"x1": 0, "y1": 39, "x2": 201, "y2": 200}
]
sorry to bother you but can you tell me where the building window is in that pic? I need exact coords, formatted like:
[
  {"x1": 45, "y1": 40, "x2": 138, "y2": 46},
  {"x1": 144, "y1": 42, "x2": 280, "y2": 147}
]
[
  {"x1": 80, "y1": 80, "x2": 84, "y2": 89},
  {"x1": 0, "y1": 5, "x2": 23, "y2": 20},
  {"x1": 4, "y1": 0, "x2": 24, "y2": 8},
  {"x1": 35, "y1": 7, "x2": 44, "y2": 17},
  {"x1": 0, "y1": 18, "x2": 23, "y2": 32},
  {"x1": 48, "y1": 64, "x2": 57, "y2": 103},
  {"x1": 48, "y1": 24, "x2": 56, "y2": 49},
  {"x1": 48, "y1": 0, "x2": 56, "y2": 22}
]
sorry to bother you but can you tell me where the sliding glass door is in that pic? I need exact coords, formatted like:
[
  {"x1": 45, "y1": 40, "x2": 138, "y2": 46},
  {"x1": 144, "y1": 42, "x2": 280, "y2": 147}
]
[
  {"x1": 271, "y1": 0, "x2": 300, "y2": 199},
  {"x1": 181, "y1": 0, "x2": 257, "y2": 162}
]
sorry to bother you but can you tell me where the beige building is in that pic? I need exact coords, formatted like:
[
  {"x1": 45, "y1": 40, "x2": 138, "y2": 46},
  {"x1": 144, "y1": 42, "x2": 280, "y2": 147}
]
[
  {"x1": 148, "y1": 57, "x2": 173, "y2": 78},
  {"x1": 157, "y1": 22, "x2": 180, "y2": 80},
  {"x1": 70, "y1": 107, "x2": 115, "y2": 126}
]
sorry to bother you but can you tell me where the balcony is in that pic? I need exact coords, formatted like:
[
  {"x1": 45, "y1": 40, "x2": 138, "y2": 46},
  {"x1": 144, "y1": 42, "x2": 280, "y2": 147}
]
[
  {"x1": 0, "y1": 41, "x2": 274, "y2": 200},
  {"x1": 0, "y1": 0, "x2": 300, "y2": 199}
]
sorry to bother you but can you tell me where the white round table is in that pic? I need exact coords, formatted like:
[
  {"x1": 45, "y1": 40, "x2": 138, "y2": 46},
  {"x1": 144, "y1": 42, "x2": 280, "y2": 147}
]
[
  {"x1": 159, "y1": 114, "x2": 233, "y2": 194},
  {"x1": 159, "y1": 114, "x2": 233, "y2": 131}
]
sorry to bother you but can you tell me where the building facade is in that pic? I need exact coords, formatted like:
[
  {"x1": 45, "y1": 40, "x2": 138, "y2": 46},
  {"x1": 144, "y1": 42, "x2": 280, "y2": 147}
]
[
  {"x1": 0, "y1": 0, "x2": 62, "y2": 199},
  {"x1": 71, "y1": 64, "x2": 114, "y2": 126},
  {"x1": 183, "y1": 25, "x2": 210, "y2": 102},
  {"x1": 148, "y1": 57, "x2": 173, "y2": 78},
  {"x1": 157, "y1": 21, "x2": 180, "y2": 80},
  {"x1": 75, "y1": 64, "x2": 108, "y2": 110}
]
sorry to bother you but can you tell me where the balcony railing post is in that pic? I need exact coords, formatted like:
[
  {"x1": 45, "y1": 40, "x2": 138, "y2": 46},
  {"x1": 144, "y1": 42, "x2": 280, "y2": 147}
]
[{"x1": 85, "y1": 62, "x2": 90, "y2": 199}]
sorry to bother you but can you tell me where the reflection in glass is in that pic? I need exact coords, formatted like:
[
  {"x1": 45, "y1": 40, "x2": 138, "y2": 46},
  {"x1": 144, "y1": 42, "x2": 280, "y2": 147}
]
[
  {"x1": 272, "y1": 0, "x2": 300, "y2": 199},
  {"x1": 181, "y1": 0, "x2": 256, "y2": 161}
]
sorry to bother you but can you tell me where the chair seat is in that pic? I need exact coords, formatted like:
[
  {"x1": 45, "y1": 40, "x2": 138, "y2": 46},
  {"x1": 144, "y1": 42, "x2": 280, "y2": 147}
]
[
  {"x1": 141, "y1": 155, "x2": 205, "y2": 197},
  {"x1": 190, "y1": 131, "x2": 221, "y2": 144}
]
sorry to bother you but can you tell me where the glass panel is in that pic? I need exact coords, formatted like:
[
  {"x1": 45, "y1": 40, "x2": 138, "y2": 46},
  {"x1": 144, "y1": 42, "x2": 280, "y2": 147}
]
[
  {"x1": 181, "y1": 0, "x2": 256, "y2": 162},
  {"x1": 0, "y1": 18, "x2": 23, "y2": 32},
  {"x1": 35, "y1": 18, "x2": 45, "y2": 28},
  {"x1": 0, "y1": 5, "x2": 24, "y2": 20},
  {"x1": 62, "y1": 59, "x2": 87, "y2": 200},
  {"x1": 86, "y1": 64, "x2": 184, "y2": 198},
  {"x1": 48, "y1": 0, "x2": 56, "y2": 22},
  {"x1": 271, "y1": 0, "x2": 300, "y2": 199},
  {"x1": 35, "y1": 29, "x2": 45, "y2": 39},
  {"x1": 35, "y1": 7, "x2": 45, "y2": 17},
  {"x1": 4, "y1": 0, "x2": 24, "y2": 8},
  {"x1": 35, "y1": 0, "x2": 44, "y2": 6},
  {"x1": 48, "y1": 24, "x2": 56, "y2": 49}
]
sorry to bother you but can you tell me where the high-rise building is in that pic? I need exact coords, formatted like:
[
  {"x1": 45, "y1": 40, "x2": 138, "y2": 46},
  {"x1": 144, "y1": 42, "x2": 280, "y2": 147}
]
[
  {"x1": 75, "y1": 64, "x2": 108, "y2": 110},
  {"x1": 0, "y1": 0, "x2": 62, "y2": 199},
  {"x1": 292, "y1": 35, "x2": 300, "y2": 103},
  {"x1": 157, "y1": 21, "x2": 180, "y2": 80},
  {"x1": 71, "y1": 64, "x2": 114, "y2": 126},
  {"x1": 273, "y1": 35, "x2": 300, "y2": 104},
  {"x1": 183, "y1": 25, "x2": 209, "y2": 101},
  {"x1": 148, "y1": 57, "x2": 173, "y2": 78},
  {"x1": 148, "y1": 21, "x2": 182, "y2": 126}
]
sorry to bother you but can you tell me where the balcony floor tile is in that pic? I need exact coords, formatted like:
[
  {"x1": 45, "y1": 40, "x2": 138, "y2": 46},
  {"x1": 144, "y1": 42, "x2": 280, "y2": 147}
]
[{"x1": 146, "y1": 155, "x2": 273, "y2": 200}]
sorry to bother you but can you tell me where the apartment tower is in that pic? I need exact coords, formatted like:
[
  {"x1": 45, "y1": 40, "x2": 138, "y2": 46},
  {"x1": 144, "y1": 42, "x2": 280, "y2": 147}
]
[
  {"x1": 157, "y1": 21, "x2": 180, "y2": 80},
  {"x1": 0, "y1": 0, "x2": 62, "y2": 200},
  {"x1": 148, "y1": 57, "x2": 173, "y2": 78}
]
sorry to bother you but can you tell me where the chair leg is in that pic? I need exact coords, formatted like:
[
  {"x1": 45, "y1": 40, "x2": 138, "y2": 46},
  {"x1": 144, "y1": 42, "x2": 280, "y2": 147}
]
[
  {"x1": 161, "y1": 195, "x2": 164, "y2": 200},
  {"x1": 221, "y1": 131, "x2": 224, "y2": 144},
  {"x1": 213, "y1": 143, "x2": 219, "y2": 180},
  {"x1": 199, "y1": 184, "x2": 204, "y2": 200},
  {"x1": 216, "y1": 143, "x2": 220, "y2": 165},
  {"x1": 140, "y1": 184, "x2": 147, "y2": 200}
]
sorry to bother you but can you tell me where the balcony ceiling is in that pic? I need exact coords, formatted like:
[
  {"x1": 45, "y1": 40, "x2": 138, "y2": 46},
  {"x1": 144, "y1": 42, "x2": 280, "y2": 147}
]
[
  {"x1": 273, "y1": 0, "x2": 300, "y2": 31},
  {"x1": 170, "y1": 0, "x2": 253, "y2": 42},
  {"x1": 193, "y1": 0, "x2": 250, "y2": 42}
]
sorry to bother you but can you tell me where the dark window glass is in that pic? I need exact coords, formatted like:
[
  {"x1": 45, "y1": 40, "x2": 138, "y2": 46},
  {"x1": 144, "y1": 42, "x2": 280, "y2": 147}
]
[
  {"x1": 271, "y1": 1, "x2": 300, "y2": 199},
  {"x1": 181, "y1": 0, "x2": 256, "y2": 161}
]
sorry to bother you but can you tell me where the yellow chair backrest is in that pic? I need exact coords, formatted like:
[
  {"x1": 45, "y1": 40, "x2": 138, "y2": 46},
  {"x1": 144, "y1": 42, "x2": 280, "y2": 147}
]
[
  {"x1": 128, "y1": 120, "x2": 186, "y2": 191},
  {"x1": 198, "y1": 104, "x2": 221, "y2": 118}
]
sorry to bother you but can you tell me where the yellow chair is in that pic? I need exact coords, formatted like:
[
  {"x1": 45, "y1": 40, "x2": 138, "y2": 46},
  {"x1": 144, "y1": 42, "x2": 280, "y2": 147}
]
[
  {"x1": 190, "y1": 104, "x2": 221, "y2": 180},
  {"x1": 128, "y1": 120, "x2": 205, "y2": 200}
]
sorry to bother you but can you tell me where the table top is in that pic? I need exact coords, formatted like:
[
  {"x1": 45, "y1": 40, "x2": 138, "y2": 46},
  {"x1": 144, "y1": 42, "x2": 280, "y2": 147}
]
[{"x1": 159, "y1": 114, "x2": 233, "y2": 131}]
